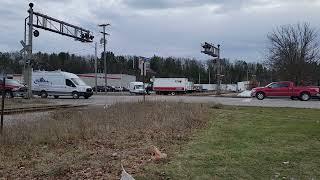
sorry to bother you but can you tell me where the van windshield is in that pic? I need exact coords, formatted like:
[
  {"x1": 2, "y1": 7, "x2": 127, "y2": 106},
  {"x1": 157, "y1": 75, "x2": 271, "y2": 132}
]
[
  {"x1": 71, "y1": 78, "x2": 86, "y2": 86},
  {"x1": 135, "y1": 85, "x2": 144, "y2": 90}
]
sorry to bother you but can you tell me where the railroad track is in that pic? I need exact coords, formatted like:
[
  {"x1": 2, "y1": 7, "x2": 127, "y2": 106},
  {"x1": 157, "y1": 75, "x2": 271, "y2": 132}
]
[{"x1": 2, "y1": 104, "x2": 88, "y2": 115}]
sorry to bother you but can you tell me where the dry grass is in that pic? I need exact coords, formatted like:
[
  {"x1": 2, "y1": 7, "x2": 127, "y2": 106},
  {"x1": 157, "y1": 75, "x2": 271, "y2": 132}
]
[
  {"x1": 0, "y1": 98, "x2": 50, "y2": 109},
  {"x1": 0, "y1": 101, "x2": 209, "y2": 179}
]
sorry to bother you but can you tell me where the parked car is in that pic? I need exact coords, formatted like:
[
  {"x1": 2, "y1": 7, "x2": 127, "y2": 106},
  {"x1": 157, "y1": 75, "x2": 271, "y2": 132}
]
[
  {"x1": 114, "y1": 86, "x2": 124, "y2": 92},
  {"x1": 107, "y1": 86, "x2": 115, "y2": 92},
  {"x1": 251, "y1": 81, "x2": 320, "y2": 101},
  {"x1": 92, "y1": 86, "x2": 106, "y2": 92},
  {"x1": 0, "y1": 78, "x2": 27, "y2": 98},
  {"x1": 92, "y1": 85, "x2": 115, "y2": 92},
  {"x1": 122, "y1": 87, "x2": 129, "y2": 92}
]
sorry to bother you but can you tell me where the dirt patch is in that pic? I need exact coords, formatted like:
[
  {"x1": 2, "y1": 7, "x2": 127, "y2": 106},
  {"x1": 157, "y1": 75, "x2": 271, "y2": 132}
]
[
  {"x1": 0, "y1": 101, "x2": 209, "y2": 179},
  {"x1": 3, "y1": 112, "x2": 51, "y2": 126}
]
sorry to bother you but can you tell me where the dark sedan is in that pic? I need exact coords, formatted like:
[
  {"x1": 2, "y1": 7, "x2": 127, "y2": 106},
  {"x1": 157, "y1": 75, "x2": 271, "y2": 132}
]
[{"x1": 92, "y1": 85, "x2": 115, "y2": 92}]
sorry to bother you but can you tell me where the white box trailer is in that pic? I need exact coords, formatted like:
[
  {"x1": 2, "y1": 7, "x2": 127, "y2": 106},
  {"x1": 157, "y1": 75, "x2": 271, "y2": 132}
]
[
  {"x1": 153, "y1": 78, "x2": 194, "y2": 95},
  {"x1": 32, "y1": 70, "x2": 93, "y2": 99}
]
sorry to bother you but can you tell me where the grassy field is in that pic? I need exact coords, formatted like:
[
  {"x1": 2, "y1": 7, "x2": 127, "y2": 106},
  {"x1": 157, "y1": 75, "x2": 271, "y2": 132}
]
[
  {"x1": 141, "y1": 106, "x2": 320, "y2": 179},
  {"x1": 1, "y1": 102, "x2": 319, "y2": 179},
  {"x1": 0, "y1": 102, "x2": 208, "y2": 179}
]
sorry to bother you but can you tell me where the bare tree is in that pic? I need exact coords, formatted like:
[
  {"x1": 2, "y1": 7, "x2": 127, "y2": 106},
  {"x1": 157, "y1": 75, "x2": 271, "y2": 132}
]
[{"x1": 267, "y1": 23, "x2": 319, "y2": 85}]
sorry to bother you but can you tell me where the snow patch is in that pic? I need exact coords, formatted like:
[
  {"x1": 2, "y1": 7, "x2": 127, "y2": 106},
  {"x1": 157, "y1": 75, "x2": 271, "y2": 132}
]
[{"x1": 237, "y1": 90, "x2": 252, "y2": 97}]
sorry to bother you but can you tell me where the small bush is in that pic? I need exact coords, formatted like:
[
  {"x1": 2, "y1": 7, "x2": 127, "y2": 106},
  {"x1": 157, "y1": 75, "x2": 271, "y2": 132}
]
[{"x1": 210, "y1": 103, "x2": 224, "y2": 109}]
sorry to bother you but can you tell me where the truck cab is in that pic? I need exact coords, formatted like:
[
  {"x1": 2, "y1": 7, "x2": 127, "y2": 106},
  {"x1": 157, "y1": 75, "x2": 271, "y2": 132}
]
[
  {"x1": 129, "y1": 82, "x2": 146, "y2": 95},
  {"x1": 0, "y1": 78, "x2": 27, "y2": 98}
]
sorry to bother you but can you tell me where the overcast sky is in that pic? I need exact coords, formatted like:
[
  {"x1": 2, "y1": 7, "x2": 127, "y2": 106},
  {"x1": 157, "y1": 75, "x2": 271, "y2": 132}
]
[{"x1": 1, "y1": 0, "x2": 320, "y2": 62}]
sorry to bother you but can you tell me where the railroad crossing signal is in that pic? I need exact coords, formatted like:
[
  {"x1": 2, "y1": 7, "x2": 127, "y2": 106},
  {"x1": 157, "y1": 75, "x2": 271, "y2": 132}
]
[
  {"x1": 22, "y1": 2, "x2": 95, "y2": 98},
  {"x1": 30, "y1": 7, "x2": 94, "y2": 42},
  {"x1": 201, "y1": 42, "x2": 219, "y2": 57},
  {"x1": 201, "y1": 42, "x2": 222, "y2": 95},
  {"x1": 19, "y1": 40, "x2": 30, "y2": 54}
]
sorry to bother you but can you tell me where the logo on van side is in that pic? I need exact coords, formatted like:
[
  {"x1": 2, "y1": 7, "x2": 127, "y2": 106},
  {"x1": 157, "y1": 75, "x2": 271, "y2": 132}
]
[{"x1": 34, "y1": 77, "x2": 52, "y2": 85}]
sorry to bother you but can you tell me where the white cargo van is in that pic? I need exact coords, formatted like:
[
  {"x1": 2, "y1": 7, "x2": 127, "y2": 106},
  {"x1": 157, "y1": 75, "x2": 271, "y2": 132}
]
[
  {"x1": 32, "y1": 70, "x2": 93, "y2": 99},
  {"x1": 129, "y1": 82, "x2": 145, "y2": 95}
]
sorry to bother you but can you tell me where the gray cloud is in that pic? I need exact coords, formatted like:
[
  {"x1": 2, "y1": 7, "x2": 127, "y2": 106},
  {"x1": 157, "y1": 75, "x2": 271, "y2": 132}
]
[
  {"x1": 122, "y1": 0, "x2": 215, "y2": 9},
  {"x1": 1, "y1": 0, "x2": 320, "y2": 62}
]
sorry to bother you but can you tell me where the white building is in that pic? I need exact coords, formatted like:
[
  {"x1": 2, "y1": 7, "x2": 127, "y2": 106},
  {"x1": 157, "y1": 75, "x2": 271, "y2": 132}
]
[
  {"x1": 78, "y1": 73, "x2": 136, "y2": 88},
  {"x1": 12, "y1": 73, "x2": 136, "y2": 89}
]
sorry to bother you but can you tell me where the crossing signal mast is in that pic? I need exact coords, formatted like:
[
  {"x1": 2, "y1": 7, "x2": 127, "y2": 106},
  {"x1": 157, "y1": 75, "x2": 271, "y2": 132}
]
[
  {"x1": 201, "y1": 42, "x2": 222, "y2": 95},
  {"x1": 21, "y1": 3, "x2": 94, "y2": 98}
]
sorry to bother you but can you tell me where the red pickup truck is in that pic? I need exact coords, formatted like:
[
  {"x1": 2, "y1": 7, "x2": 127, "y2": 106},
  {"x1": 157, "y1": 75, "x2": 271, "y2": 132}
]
[
  {"x1": 251, "y1": 81, "x2": 320, "y2": 101},
  {"x1": 0, "y1": 79, "x2": 27, "y2": 98}
]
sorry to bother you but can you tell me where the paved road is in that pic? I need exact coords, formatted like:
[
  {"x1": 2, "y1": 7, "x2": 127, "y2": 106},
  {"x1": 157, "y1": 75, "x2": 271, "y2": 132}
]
[
  {"x1": 51, "y1": 95, "x2": 320, "y2": 109},
  {"x1": 4, "y1": 95, "x2": 319, "y2": 125}
]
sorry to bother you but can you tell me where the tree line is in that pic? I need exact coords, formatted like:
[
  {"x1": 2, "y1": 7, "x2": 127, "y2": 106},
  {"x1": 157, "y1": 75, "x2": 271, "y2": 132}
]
[
  {"x1": 1, "y1": 22, "x2": 320, "y2": 86},
  {"x1": 0, "y1": 51, "x2": 275, "y2": 84}
]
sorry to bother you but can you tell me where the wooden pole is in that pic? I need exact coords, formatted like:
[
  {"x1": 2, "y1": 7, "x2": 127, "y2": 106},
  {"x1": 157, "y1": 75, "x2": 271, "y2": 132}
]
[
  {"x1": 143, "y1": 60, "x2": 146, "y2": 102},
  {"x1": 1, "y1": 77, "x2": 5, "y2": 134}
]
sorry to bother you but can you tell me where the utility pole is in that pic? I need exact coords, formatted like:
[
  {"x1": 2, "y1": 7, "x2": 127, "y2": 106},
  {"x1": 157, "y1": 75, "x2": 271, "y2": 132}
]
[
  {"x1": 94, "y1": 42, "x2": 98, "y2": 94},
  {"x1": 25, "y1": 3, "x2": 34, "y2": 99},
  {"x1": 99, "y1": 23, "x2": 110, "y2": 94},
  {"x1": 1, "y1": 76, "x2": 5, "y2": 134},
  {"x1": 217, "y1": 44, "x2": 221, "y2": 95},
  {"x1": 198, "y1": 72, "x2": 201, "y2": 84},
  {"x1": 23, "y1": 17, "x2": 28, "y2": 72},
  {"x1": 143, "y1": 60, "x2": 146, "y2": 102},
  {"x1": 208, "y1": 65, "x2": 211, "y2": 84},
  {"x1": 139, "y1": 57, "x2": 149, "y2": 102}
]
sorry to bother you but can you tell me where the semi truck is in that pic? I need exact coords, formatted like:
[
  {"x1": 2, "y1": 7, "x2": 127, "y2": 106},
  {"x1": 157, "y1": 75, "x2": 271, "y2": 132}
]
[{"x1": 153, "y1": 78, "x2": 194, "y2": 95}]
